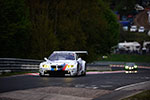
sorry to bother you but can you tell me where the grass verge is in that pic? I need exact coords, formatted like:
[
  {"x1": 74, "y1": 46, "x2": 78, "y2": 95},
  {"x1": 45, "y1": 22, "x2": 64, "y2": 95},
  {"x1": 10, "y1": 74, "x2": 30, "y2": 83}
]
[
  {"x1": 122, "y1": 90, "x2": 150, "y2": 100},
  {"x1": 99, "y1": 54, "x2": 150, "y2": 63}
]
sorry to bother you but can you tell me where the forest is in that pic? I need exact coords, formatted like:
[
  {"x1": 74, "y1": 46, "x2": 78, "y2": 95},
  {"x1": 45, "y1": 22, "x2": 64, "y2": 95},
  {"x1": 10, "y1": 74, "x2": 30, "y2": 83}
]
[{"x1": 0, "y1": 0, "x2": 119, "y2": 61}]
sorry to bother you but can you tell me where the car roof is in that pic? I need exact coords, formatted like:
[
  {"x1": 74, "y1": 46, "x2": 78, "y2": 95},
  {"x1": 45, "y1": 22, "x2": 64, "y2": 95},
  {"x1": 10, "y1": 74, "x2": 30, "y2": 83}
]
[
  {"x1": 53, "y1": 51, "x2": 88, "y2": 54},
  {"x1": 131, "y1": 25, "x2": 137, "y2": 27},
  {"x1": 140, "y1": 26, "x2": 144, "y2": 28},
  {"x1": 126, "y1": 63, "x2": 135, "y2": 65},
  {"x1": 53, "y1": 51, "x2": 76, "y2": 54}
]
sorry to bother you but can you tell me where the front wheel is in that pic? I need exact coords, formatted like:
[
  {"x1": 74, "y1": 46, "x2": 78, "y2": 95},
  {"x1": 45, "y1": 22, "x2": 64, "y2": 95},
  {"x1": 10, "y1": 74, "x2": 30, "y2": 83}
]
[
  {"x1": 82, "y1": 71, "x2": 86, "y2": 76},
  {"x1": 75, "y1": 64, "x2": 80, "y2": 76},
  {"x1": 82, "y1": 64, "x2": 87, "y2": 76},
  {"x1": 39, "y1": 73, "x2": 44, "y2": 77}
]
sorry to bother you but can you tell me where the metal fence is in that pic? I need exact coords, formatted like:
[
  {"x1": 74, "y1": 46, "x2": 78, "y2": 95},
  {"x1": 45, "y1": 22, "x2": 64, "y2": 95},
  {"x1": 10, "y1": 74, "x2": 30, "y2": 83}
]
[
  {"x1": 0, "y1": 58, "x2": 42, "y2": 73},
  {"x1": 92, "y1": 61, "x2": 150, "y2": 66},
  {"x1": 1, "y1": 58, "x2": 149, "y2": 74},
  {"x1": 0, "y1": 58, "x2": 111, "y2": 73}
]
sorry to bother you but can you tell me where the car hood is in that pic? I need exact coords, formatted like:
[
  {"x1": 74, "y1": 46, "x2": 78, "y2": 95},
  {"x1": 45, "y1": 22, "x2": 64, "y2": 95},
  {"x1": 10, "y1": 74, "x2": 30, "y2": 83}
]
[{"x1": 41, "y1": 60, "x2": 76, "y2": 65}]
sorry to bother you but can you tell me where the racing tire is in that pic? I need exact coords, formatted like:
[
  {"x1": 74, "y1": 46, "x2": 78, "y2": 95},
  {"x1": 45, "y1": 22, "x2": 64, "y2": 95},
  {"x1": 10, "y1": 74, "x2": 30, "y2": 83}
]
[
  {"x1": 81, "y1": 71, "x2": 86, "y2": 76},
  {"x1": 75, "y1": 64, "x2": 80, "y2": 77},
  {"x1": 82, "y1": 64, "x2": 87, "y2": 76},
  {"x1": 39, "y1": 73, "x2": 44, "y2": 77},
  {"x1": 82, "y1": 71, "x2": 86, "y2": 76}
]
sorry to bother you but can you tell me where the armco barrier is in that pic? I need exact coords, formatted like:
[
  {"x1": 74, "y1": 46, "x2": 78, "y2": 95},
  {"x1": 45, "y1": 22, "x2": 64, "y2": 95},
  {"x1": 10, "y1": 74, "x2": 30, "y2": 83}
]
[
  {"x1": 87, "y1": 64, "x2": 111, "y2": 71},
  {"x1": 93, "y1": 61, "x2": 150, "y2": 66},
  {"x1": 0, "y1": 58, "x2": 43, "y2": 73},
  {"x1": 0, "y1": 58, "x2": 112, "y2": 73},
  {"x1": 93, "y1": 61, "x2": 150, "y2": 69},
  {"x1": 1, "y1": 58, "x2": 150, "y2": 74}
]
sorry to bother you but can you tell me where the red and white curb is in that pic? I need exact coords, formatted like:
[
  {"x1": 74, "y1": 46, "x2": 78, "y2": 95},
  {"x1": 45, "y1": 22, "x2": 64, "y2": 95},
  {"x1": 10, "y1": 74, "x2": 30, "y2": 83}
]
[
  {"x1": 26, "y1": 73, "x2": 39, "y2": 76},
  {"x1": 25, "y1": 71, "x2": 125, "y2": 76}
]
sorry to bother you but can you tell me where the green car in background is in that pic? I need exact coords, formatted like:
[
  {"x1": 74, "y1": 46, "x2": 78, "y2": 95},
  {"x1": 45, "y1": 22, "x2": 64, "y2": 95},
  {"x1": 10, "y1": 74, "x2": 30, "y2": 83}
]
[{"x1": 124, "y1": 63, "x2": 138, "y2": 71}]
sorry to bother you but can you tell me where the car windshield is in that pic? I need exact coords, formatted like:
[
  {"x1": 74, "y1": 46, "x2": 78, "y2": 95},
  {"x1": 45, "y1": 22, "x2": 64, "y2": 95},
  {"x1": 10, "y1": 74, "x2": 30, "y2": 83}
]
[
  {"x1": 132, "y1": 27, "x2": 136, "y2": 29},
  {"x1": 140, "y1": 27, "x2": 144, "y2": 29},
  {"x1": 126, "y1": 63, "x2": 135, "y2": 66},
  {"x1": 48, "y1": 53, "x2": 75, "y2": 61}
]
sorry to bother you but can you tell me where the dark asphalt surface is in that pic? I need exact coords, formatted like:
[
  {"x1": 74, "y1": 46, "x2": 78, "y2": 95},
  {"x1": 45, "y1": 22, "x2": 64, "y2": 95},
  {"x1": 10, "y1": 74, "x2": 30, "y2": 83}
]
[{"x1": 0, "y1": 68, "x2": 150, "y2": 93}]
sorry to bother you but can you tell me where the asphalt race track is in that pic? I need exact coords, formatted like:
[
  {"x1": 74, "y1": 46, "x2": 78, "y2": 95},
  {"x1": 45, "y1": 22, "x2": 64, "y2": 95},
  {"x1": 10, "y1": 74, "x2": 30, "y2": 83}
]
[{"x1": 0, "y1": 68, "x2": 150, "y2": 100}]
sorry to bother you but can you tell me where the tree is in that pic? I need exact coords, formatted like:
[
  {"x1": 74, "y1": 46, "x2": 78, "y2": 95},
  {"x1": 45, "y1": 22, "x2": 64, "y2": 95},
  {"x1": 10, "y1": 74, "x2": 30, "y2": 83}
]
[
  {"x1": 26, "y1": 0, "x2": 119, "y2": 61},
  {"x1": 27, "y1": 0, "x2": 59, "y2": 59},
  {"x1": 0, "y1": 0, "x2": 31, "y2": 58},
  {"x1": 54, "y1": 0, "x2": 87, "y2": 51}
]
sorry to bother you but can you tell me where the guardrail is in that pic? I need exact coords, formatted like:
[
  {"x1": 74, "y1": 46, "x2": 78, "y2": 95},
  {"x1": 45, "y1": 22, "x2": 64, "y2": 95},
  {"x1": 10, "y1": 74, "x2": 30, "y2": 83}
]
[
  {"x1": 0, "y1": 58, "x2": 111, "y2": 74},
  {"x1": 92, "y1": 61, "x2": 150, "y2": 70},
  {"x1": 0, "y1": 58, "x2": 42, "y2": 73},
  {"x1": 92, "y1": 61, "x2": 150, "y2": 66},
  {"x1": 1, "y1": 58, "x2": 149, "y2": 74},
  {"x1": 87, "y1": 63, "x2": 111, "y2": 71}
]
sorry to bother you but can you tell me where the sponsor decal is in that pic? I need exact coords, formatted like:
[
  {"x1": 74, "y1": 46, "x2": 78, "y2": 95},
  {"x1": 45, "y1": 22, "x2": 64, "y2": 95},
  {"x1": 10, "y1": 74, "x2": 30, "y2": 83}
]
[{"x1": 62, "y1": 64, "x2": 68, "y2": 71}]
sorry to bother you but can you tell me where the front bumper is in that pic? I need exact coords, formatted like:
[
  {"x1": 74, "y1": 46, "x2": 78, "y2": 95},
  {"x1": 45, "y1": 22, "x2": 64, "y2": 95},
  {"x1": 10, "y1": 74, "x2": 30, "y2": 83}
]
[
  {"x1": 124, "y1": 67, "x2": 138, "y2": 71},
  {"x1": 45, "y1": 70, "x2": 70, "y2": 75},
  {"x1": 39, "y1": 68, "x2": 77, "y2": 76}
]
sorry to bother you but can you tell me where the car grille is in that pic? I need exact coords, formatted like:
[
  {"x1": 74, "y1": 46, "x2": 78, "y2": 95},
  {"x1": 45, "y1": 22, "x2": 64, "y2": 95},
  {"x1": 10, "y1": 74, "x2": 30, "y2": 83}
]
[{"x1": 51, "y1": 65, "x2": 63, "y2": 69}]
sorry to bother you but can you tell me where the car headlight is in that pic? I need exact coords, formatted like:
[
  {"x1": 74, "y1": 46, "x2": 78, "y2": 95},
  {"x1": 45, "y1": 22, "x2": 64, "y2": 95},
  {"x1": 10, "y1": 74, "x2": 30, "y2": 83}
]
[
  {"x1": 67, "y1": 65, "x2": 74, "y2": 68},
  {"x1": 125, "y1": 66, "x2": 129, "y2": 69},
  {"x1": 42, "y1": 64, "x2": 49, "y2": 68},
  {"x1": 131, "y1": 67, "x2": 134, "y2": 69},
  {"x1": 134, "y1": 65, "x2": 137, "y2": 68}
]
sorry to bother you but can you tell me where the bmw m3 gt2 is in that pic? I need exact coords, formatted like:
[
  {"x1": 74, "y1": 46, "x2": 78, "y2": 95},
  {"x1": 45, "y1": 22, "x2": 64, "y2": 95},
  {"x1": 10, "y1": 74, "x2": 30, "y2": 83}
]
[{"x1": 39, "y1": 51, "x2": 88, "y2": 76}]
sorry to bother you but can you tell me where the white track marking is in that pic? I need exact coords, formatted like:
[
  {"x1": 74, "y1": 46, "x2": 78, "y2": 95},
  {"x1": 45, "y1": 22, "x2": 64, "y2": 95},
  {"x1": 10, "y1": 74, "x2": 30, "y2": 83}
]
[{"x1": 115, "y1": 81, "x2": 150, "y2": 91}]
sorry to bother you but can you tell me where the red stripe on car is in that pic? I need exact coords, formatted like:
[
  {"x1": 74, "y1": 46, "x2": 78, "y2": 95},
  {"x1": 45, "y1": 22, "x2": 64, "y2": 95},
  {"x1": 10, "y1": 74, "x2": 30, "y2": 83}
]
[{"x1": 62, "y1": 64, "x2": 68, "y2": 71}]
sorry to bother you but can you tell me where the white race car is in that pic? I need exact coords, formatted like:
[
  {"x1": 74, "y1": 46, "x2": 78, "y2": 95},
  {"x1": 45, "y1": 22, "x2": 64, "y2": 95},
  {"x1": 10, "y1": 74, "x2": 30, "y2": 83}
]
[{"x1": 39, "y1": 51, "x2": 88, "y2": 76}]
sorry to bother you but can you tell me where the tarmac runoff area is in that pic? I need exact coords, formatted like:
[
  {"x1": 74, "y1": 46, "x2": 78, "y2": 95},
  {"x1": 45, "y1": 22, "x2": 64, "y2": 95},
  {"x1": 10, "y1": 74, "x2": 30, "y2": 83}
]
[
  {"x1": 0, "y1": 87, "x2": 111, "y2": 100},
  {"x1": 0, "y1": 81, "x2": 150, "y2": 100},
  {"x1": 0, "y1": 71, "x2": 150, "y2": 100}
]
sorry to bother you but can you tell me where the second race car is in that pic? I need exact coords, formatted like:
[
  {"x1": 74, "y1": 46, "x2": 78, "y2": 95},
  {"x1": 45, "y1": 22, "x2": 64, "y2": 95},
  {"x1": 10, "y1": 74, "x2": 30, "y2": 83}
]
[{"x1": 124, "y1": 62, "x2": 138, "y2": 71}]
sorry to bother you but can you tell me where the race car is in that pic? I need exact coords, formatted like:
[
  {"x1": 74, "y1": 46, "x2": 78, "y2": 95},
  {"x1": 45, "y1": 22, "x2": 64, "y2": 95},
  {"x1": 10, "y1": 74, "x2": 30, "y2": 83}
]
[
  {"x1": 39, "y1": 51, "x2": 88, "y2": 76},
  {"x1": 124, "y1": 63, "x2": 138, "y2": 71}
]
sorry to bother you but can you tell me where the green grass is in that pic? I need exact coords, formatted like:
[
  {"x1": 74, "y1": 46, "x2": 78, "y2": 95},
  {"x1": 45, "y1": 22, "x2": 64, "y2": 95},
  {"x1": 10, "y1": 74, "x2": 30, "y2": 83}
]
[
  {"x1": 122, "y1": 90, "x2": 150, "y2": 100},
  {"x1": 99, "y1": 54, "x2": 150, "y2": 63}
]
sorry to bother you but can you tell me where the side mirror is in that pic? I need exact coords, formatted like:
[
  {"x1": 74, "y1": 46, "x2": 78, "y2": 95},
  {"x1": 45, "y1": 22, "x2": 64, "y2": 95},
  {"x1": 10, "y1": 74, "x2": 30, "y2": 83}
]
[{"x1": 44, "y1": 57, "x2": 48, "y2": 61}]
